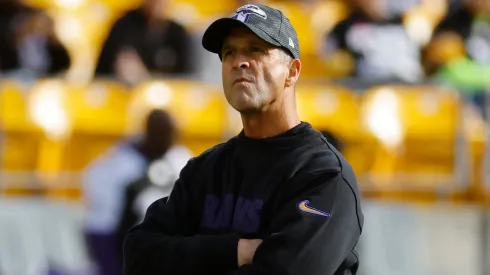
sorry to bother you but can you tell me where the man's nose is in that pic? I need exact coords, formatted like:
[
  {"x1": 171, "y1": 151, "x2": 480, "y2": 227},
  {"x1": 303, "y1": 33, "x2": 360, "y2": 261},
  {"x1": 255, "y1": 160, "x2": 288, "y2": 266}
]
[{"x1": 232, "y1": 54, "x2": 250, "y2": 69}]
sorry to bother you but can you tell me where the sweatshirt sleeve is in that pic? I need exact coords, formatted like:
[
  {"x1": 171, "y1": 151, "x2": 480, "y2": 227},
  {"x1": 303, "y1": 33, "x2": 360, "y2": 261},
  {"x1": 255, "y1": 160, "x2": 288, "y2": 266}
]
[
  {"x1": 229, "y1": 170, "x2": 363, "y2": 275},
  {"x1": 123, "y1": 158, "x2": 240, "y2": 275}
]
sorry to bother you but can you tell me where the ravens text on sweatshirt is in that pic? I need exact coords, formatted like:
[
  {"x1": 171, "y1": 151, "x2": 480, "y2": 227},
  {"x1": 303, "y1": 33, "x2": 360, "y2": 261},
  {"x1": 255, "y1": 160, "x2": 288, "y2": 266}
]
[{"x1": 123, "y1": 122, "x2": 364, "y2": 275}]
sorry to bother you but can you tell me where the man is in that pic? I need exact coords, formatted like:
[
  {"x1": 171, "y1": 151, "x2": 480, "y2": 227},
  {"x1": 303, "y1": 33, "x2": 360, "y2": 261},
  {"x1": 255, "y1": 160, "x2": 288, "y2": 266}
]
[
  {"x1": 0, "y1": 1, "x2": 70, "y2": 75},
  {"x1": 123, "y1": 3, "x2": 364, "y2": 275},
  {"x1": 94, "y1": 0, "x2": 194, "y2": 84},
  {"x1": 116, "y1": 144, "x2": 193, "y2": 262},
  {"x1": 324, "y1": 0, "x2": 425, "y2": 82},
  {"x1": 84, "y1": 109, "x2": 189, "y2": 275}
]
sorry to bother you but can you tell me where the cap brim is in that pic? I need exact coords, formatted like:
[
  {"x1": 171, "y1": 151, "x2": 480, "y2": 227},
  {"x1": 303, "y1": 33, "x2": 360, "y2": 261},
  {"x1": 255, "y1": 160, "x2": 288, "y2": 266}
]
[{"x1": 202, "y1": 18, "x2": 281, "y2": 56}]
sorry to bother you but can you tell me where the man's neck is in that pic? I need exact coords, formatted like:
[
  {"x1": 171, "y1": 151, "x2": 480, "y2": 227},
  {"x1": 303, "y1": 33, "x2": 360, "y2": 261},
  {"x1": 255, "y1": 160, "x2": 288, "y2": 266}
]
[{"x1": 241, "y1": 104, "x2": 301, "y2": 139}]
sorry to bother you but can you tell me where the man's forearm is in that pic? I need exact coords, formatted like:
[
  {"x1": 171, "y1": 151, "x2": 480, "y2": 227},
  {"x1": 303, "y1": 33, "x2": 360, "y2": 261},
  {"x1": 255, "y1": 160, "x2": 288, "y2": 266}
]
[{"x1": 124, "y1": 228, "x2": 239, "y2": 275}]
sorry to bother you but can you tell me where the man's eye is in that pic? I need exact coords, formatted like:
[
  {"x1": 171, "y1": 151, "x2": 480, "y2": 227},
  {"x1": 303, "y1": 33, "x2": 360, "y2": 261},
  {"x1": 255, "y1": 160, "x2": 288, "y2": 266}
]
[{"x1": 223, "y1": 50, "x2": 233, "y2": 57}]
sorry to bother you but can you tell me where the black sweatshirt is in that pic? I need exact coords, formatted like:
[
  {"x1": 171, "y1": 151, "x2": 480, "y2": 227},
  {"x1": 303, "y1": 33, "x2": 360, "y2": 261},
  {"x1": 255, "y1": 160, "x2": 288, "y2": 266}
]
[{"x1": 123, "y1": 122, "x2": 364, "y2": 275}]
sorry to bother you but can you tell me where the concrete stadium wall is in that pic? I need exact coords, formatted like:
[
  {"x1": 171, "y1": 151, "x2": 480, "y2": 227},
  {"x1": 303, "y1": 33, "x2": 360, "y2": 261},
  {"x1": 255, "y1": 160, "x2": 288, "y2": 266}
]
[{"x1": 0, "y1": 197, "x2": 488, "y2": 275}]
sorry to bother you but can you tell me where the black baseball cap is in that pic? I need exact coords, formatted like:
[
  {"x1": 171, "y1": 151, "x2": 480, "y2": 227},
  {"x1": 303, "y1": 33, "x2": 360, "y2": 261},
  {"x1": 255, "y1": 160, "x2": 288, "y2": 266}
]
[{"x1": 202, "y1": 4, "x2": 300, "y2": 60}]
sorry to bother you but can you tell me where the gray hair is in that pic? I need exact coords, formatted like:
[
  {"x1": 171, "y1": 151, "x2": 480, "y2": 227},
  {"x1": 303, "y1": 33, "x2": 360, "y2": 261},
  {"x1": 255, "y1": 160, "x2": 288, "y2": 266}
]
[{"x1": 279, "y1": 48, "x2": 293, "y2": 62}]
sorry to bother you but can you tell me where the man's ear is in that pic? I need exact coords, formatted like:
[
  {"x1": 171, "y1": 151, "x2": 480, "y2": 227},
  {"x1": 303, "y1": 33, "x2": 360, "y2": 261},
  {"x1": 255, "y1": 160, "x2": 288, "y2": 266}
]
[{"x1": 285, "y1": 59, "x2": 301, "y2": 88}]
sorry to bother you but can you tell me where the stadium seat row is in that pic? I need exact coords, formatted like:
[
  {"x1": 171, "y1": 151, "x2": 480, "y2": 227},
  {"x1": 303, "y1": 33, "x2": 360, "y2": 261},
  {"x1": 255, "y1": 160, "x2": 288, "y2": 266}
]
[
  {"x1": 0, "y1": 77, "x2": 488, "y2": 202},
  {"x1": 23, "y1": 0, "x2": 450, "y2": 82}
]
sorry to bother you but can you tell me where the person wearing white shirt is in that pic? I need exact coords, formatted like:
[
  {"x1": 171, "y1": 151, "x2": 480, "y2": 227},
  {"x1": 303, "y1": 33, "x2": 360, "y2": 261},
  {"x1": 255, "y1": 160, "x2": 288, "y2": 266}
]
[{"x1": 82, "y1": 109, "x2": 192, "y2": 275}]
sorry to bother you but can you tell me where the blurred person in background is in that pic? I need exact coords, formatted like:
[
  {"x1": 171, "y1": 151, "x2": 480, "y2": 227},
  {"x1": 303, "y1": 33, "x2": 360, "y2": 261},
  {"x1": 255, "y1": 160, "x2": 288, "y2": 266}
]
[
  {"x1": 82, "y1": 109, "x2": 192, "y2": 275},
  {"x1": 322, "y1": 0, "x2": 426, "y2": 82},
  {"x1": 0, "y1": 0, "x2": 70, "y2": 76},
  {"x1": 424, "y1": 0, "x2": 490, "y2": 73},
  {"x1": 425, "y1": 0, "x2": 490, "y2": 119},
  {"x1": 115, "y1": 142, "x2": 192, "y2": 265},
  {"x1": 0, "y1": 0, "x2": 32, "y2": 40},
  {"x1": 94, "y1": 0, "x2": 194, "y2": 85}
]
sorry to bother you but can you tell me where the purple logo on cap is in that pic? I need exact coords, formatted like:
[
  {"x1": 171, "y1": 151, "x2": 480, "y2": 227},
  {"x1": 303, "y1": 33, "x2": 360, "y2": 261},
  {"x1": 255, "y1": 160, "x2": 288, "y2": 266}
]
[{"x1": 232, "y1": 4, "x2": 267, "y2": 23}]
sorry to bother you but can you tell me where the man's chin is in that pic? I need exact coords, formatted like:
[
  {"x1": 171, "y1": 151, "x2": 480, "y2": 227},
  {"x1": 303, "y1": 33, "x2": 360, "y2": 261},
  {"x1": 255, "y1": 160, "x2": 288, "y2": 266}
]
[
  {"x1": 233, "y1": 103, "x2": 264, "y2": 115},
  {"x1": 227, "y1": 94, "x2": 265, "y2": 114}
]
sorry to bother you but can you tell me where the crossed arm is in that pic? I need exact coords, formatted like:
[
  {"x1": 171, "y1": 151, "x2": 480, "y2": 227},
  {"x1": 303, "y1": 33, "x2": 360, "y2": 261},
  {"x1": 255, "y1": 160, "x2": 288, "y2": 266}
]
[{"x1": 123, "y1": 165, "x2": 362, "y2": 275}]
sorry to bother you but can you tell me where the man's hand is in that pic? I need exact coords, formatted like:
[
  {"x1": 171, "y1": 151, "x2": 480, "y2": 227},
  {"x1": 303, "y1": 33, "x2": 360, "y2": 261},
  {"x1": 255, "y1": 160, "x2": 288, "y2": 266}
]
[
  {"x1": 114, "y1": 48, "x2": 150, "y2": 85},
  {"x1": 238, "y1": 239, "x2": 262, "y2": 267}
]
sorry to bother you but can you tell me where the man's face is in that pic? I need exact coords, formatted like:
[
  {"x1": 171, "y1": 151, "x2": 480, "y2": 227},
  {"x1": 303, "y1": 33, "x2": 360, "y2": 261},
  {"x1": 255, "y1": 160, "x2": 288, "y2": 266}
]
[
  {"x1": 143, "y1": 0, "x2": 168, "y2": 20},
  {"x1": 468, "y1": 0, "x2": 490, "y2": 14},
  {"x1": 221, "y1": 27, "x2": 290, "y2": 114},
  {"x1": 353, "y1": 0, "x2": 389, "y2": 20}
]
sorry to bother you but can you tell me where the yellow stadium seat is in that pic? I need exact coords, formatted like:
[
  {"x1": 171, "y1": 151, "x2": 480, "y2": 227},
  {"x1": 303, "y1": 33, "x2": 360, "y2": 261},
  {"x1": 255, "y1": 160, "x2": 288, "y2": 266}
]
[
  {"x1": 96, "y1": 0, "x2": 142, "y2": 13},
  {"x1": 22, "y1": 78, "x2": 71, "y2": 199},
  {"x1": 25, "y1": 0, "x2": 141, "y2": 13},
  {"x1": 67, "y1": 80, "x2": 131, "y2": 135},
  {"x1": 483, "y1": 132, "x2": 490, "y2": 202},
  {"x1": 23, "y1": 0, "x2": 57, "y2": 9},
  {"x1": 295, "y1": 82, "x2": 373, "y2": 176},
  {"x1": 62, "y1": 79, "x2": 132, "y2": 172},
  {"x1": 263, "y1": 0, "x2": 351, "y2": 79},
  {"x1": 172, "y1": 0, "x2": 235, "y2": 18},
  {"x1": 459, "y1": 103, "x2": 488, "y2": 202},
  {"x1": 310, "y1": 0, "x2": 351, "y2": 37},
  {"x1": 264, "y1": 1, "x2": 316, "y2": 55},
  {"x1": 264, "y1": 1, "x2": 317, "y2": 78},
  {"x1": 162, "y1": 0, "x2": 237, "y2": 32},
  {"x1": 0, "y1": 80, "x2": 42, "y2": 172},
  {"x1": 130, "y1": 79, "x2": 228, "y2": 155},
  {"x1": 361, "y1": 85, "x2": 467, "y2": 199},
  {"x1": 61, "y1": 79, "x2": 132, "y2": 199},
  {"x1": 0, "y1": 80, "x2": 44, "y2": 197},
  {"x1": 0, "y1": 80, "x2": 37, "y2": 133},
  {"x1": 403, "y1": 0, "x2": 449, "y2": 46},
  {"x1": 23, "y1": 78, "x2": 131, "y2": 200},
  {"x1": 33, "y1": 78, "x2": 130, "y2": 170},
  {"x1": 29, "y1": 78, "x2": 131, "y2": 172}
]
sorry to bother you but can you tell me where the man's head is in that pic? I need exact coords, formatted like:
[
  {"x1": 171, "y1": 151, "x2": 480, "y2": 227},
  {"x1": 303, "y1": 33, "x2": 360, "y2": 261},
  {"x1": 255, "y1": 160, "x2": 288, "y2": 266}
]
[
  {"x1": 349, "y1": 0, "x2": 390, "y2": 20},
  {"x1": 141, "y1": 0, "x2": 169, "y2": 21},
  {"x1": 219, "y1": 27, "x2": 301, "y2": 113},
  {"x1": 202, "y1": 4, "x2": 301, "y2": 114},
  {"x1": 466, "y1": 0, "x2": 490, "y2": 14},
  {"x1": 141, "y1": 109, "x2": 176, "y2": 161}
]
